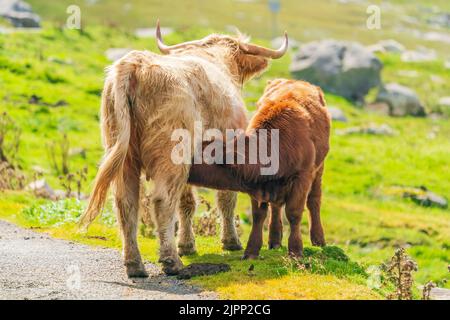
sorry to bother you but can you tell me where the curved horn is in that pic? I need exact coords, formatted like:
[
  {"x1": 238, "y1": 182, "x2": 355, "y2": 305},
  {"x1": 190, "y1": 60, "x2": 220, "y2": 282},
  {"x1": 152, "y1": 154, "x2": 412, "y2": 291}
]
[
  {"x1": 239, "y1": 31, "x2": 288, "y2": 59},
  {"x1": 156, "y1": 19, "x2": 204, "y2": 54},
  {"x1": 156, "y1": 19, "x2": 171, "y2": 54}
]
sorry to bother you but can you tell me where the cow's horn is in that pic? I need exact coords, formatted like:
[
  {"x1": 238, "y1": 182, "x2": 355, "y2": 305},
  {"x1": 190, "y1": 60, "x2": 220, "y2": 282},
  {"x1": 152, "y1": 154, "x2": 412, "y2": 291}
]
[
  {"x1": 156, "y1": 19, "x2": 203, "y2": 54},
  {"x1": 239, "y1": 32, "x2": 288, "y2": 59}
]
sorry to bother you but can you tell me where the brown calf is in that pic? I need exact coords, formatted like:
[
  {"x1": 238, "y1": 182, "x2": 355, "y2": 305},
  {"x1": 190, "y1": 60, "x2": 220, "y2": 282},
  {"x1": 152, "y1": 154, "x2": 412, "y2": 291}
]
[{"x1": 188, "y1": 79, "x2": 331, "y2": 258}]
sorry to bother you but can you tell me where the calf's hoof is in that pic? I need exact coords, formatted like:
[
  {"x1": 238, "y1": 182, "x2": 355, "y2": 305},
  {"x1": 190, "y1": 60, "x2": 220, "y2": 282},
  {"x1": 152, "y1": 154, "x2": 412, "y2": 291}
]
[
  {"x1": 222, "y1": 239, "x2": 243, "y2": 251},
  {"x1": 311, "y1": 235, "x2": 326, "y2": 247},
  {"x1": 242, "y1": 253, "x2": 259, "y2": 260},
  {"x1": 126, "y1": 261, "x2": 149, "y2": 278},
  {"x1": 288, "y1": 250, "x2": 303, "y2": 259},
  {"x1": 159, "y1": 256, "x2": 184, "y2": 275},
  {"x1": 178, "y1": 242, "x2": 197, "y2": 256},
  {"x1": 268, "y1": 242, "x2": 282, "y2": 250}
]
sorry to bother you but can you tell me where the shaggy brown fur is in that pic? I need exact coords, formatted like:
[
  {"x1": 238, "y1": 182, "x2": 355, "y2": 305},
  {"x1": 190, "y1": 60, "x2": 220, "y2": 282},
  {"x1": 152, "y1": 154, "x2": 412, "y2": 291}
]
[
  {"x1": 188, "y1": 79, "x2": 331, "y2": 258},
  {"x1": 79, "y1": 33, "x2": 286, "y2": 277}
]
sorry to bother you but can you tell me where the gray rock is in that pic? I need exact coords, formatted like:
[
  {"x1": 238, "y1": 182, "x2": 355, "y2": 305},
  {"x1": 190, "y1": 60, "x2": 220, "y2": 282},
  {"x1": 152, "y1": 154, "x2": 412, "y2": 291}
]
[
  {"x1": 25, "y1": 179, "x2": 54, "y2": 199},
  {"x1": 375, "y1": 83, "x2": 426, "y2": 117},
  {"x1": 105, "y1": 48, "x2": 132, "y2": 62},
  {"x1": 69, "y1": 147, "x2": 86, "y2": 159},
  {"x1": 430, "y1": 287, "x2": 450, "y2": 300},
  {"x1": 365, "y1": 102, "x2": 390, "y2": 115},
  {"x1": 54, "y1": 189, "x2": 87, "y2": 200},
  {"x1": 401, "y1": 186, "x2": 448, "y2": 209},
  {"x1": 367, "y1": 39, "x2": 405, "y2": 54},
  {"x1": 427, "y1": 12, "x2": 450, "y2": 29},
  {"x1": 0, "y1": 0, "x2": 40, "y2": 28},
  {"x1": 438, "y1": 97, "x2": 450, "y2": 108},
  {"x1": 336, "y1": 123, "x2": 395, "y2": 136},
  {"x1": 327, "y1": 107, "x2": 347, "y2": 122},
  {"x1": 401, "y1": 49, "x2": 436, "y2": 63},
  {"x1": 422, "y1": 31, "x2": 450, "y2": 45},
  {"x1": 290, "y1": 40, "x2": 382, "y2": 102}
]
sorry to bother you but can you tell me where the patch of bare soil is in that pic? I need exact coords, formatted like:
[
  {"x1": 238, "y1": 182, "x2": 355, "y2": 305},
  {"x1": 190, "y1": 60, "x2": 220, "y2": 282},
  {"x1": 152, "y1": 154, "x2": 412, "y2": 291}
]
[{"x1": 177, "y1": 263, "x2": 231, "y2": 280}]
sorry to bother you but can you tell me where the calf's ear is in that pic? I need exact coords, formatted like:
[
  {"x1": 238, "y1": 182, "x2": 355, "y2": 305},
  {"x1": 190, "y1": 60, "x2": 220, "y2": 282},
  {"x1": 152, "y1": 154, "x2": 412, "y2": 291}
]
[{"x1": 315, "y1": 86, "x2": 327, "y2": 107}]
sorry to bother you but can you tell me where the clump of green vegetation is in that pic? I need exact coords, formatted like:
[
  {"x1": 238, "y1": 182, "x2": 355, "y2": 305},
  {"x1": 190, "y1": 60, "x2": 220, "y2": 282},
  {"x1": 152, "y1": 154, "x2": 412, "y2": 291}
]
[
  {"x1": 282, "y1": 246, "x2": 364, "y2": 278},
  {"x1": 21, "y1": 198, "x2": 115, "y2": 227}
]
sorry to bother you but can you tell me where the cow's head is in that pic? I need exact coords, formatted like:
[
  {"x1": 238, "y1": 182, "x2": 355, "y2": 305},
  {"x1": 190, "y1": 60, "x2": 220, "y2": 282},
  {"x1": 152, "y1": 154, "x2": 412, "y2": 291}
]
[{"x1": 155, "y1": 20, "x2": 288, "y2": 85}]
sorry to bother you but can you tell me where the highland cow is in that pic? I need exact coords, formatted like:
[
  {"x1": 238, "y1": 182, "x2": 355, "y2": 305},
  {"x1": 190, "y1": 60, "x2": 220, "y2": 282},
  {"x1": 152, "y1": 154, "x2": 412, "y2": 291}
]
[{"x1": 80, "y1": 21, "x2": 288, "y2": 276}]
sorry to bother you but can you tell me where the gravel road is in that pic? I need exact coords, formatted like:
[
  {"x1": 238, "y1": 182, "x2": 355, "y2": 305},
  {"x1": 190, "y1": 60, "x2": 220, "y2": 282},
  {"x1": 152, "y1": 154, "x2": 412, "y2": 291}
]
[{"x1": 0, "y1": 220, "x2": 217, "y2": 300}]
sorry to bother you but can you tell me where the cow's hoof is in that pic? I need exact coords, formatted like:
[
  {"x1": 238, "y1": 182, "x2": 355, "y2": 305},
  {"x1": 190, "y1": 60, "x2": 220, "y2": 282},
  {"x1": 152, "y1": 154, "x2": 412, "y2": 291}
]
[
  {"x1": 178, "y1": 243, "x2": 197, "y2": 256},
  {"x1": 222, "y1": 239, "x2": 243, "y2": 251},
  {"x1": 160, "y1": 256, "x2": 184, "y2": 275},
  {"x1": 126, "y1": 262, "x2": 149, "y2": 278},
  {"x1": 268, "y1": 242, "x2": 282, "y2": 250}
]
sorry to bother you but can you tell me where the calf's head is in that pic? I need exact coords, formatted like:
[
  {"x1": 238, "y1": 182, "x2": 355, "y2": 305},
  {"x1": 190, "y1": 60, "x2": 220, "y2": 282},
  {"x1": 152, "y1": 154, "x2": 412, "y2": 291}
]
[{"x1": 156, "y1": 20, "x2": 288, "y2": 84}]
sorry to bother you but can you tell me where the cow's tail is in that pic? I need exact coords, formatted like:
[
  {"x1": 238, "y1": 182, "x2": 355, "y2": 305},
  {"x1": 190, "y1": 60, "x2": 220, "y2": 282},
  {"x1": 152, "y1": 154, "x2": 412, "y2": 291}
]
[{"x1": 79, "y1": 65, "x2": 134, "y2": 229}]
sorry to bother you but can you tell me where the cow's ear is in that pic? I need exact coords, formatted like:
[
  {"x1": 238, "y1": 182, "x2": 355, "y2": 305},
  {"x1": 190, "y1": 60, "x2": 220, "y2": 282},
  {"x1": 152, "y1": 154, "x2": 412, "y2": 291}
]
[{"x1": 236, "y1": 54, "x2": 269, "y2": 82}]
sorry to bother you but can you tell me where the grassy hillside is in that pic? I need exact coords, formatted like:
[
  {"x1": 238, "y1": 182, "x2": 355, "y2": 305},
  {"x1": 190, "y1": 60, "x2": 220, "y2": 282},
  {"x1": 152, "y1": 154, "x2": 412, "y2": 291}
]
[
  {"x1": 0, "y1": 24, "x2": 449, "y2": 299},
  {"x1": 26, "y1": 0, "x2": 450, "y2": 56}
]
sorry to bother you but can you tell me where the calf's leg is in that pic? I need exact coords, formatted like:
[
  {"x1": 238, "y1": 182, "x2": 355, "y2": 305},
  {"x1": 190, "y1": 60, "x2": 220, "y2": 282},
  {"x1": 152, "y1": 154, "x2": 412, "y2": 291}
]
[
  {"x1": 307, "y1": 166, "x2": 326, "y2": 247},
  {"x1": 243, "y1": 199, "x2": 268, "y2": 259},
  {"x1": 268, "y1": 203, "x2": 283, "y2": 249},
  {"x1": 217, "y1": 190, "x2": 242, "y2": 251},
  {"x1": 177, "y1": 185, "x2": 197, "y2": 256},
  {"x1": 285, "y1": 177, "x2": 312, "y2": 257}
]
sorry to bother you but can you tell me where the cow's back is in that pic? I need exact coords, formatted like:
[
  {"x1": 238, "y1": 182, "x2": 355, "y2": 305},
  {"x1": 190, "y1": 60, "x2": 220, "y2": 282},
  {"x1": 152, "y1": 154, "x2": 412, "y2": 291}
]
[{"x1": 106, "y1": 50, "x2": 248, "y2": 180}]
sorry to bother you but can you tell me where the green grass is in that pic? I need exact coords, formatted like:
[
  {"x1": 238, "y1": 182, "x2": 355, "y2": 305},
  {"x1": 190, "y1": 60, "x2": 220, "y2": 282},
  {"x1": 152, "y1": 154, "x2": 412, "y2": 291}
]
[
  {"x1": 25, "y1": 0, "x2": 450, "y2": 56},
  {"x1": 1, "y1": 2, "x2": 449, "y2": 299}
]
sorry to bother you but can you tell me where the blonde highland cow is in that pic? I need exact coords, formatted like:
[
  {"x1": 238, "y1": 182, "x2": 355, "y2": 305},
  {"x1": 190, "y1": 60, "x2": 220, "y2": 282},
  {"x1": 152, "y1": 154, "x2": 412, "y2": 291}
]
[{"x1": 80, "y1": 21, "x2": 288, "y2": 276}]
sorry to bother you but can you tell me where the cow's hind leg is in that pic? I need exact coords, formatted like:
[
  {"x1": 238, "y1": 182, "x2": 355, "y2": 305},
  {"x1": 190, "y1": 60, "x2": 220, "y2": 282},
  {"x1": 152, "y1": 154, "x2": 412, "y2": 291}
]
[
  {"x1": 217, "y1": 190, "x2": 242, "y2": 251},
  {"x1": 307, "y1": 166, "x2": 326, "y2": 247},
  {"x1": 177, "y1": 185, "x2": 197, "y2": 256},
  {"x1": 152, "y1": 174, "x2": 185, "y2": 275},
  {"x1": 114, "y1": 160, "x2": 148, "y2": 278}
]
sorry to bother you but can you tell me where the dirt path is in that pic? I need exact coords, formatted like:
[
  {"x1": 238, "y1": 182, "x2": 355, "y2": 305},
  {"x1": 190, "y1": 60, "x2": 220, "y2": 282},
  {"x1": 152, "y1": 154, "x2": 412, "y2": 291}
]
[{"x1": 0, "y1": 220, "x2": 217, "y2": 300}]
